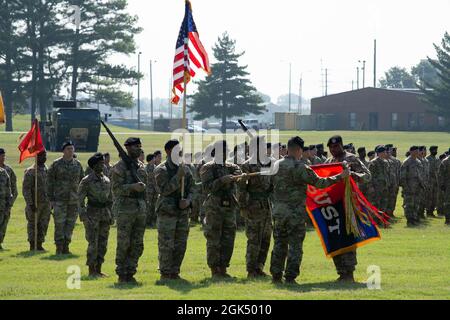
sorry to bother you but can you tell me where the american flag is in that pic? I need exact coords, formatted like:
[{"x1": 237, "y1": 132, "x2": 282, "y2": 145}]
[{"x1": 172, "y1": 0, "x2": 210, "y2": 104}]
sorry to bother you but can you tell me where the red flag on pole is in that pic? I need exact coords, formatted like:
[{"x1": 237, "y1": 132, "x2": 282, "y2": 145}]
[{"x1": 18, "y1": 119, "x2": 45, "y2": 163}]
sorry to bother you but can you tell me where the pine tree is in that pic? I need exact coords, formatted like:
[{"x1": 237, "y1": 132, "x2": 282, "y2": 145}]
[
  {"x1": 189, "y1": 32, "x2": 266, "y2": 132},
  {"x1": 420, "y1": 32, "x2": 450, "y2": 127}
]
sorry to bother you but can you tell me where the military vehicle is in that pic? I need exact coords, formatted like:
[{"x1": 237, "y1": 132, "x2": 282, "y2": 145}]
[{"x1": 43, "y1": 101, "x2": 101, "y2": 152}]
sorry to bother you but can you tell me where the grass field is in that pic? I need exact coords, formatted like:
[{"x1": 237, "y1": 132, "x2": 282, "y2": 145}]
[{"x1": 0, "y1": 115, "x2": 449, "y2": 300}]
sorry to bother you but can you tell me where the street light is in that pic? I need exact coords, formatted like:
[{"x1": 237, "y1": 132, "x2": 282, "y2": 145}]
[
  {"x1": 150, "y1": 59, "x2": 157, "y2": 129},
  {"x1": 137, "y1": 52, "x2": 142, "y2": 130},
  {"x1": 359, "y1": 60, "x2": 366, "y2": 88}
]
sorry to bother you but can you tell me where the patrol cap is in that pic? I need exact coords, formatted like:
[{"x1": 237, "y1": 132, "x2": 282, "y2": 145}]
[
  {"x1": 327, "y1": 135, "x2": 343, "y2": 147},
  {"x1": 375, "y1": 145, "x2": 387, "y2": 153},
  {"x1": 429, "y1": 146, "x2": 438, "y2": 151},
  {"x1": 88, "y1": 153, "x2": 105, "y2": 169},
  {"x1": 410, "y1": 146, "x2": 419, "y2": 151},
  {"x1": 0, "y1": 148, "x2": 5, "y2": 155},
  {"x1": 288, "y1": 136, "x2": 305, "y2": 150},
  {"x1": 164, "y1": 139, "x2": 180, "y2": 151},
  {"x1": 124, "y1": 137, "x2": 142, "y2": 147},
  {"x1": 61, "y1": 141, "x2": 74, "y2": 151},
  {"x1": 357, "y1": 147, "x2": 366, "y2": 153}
]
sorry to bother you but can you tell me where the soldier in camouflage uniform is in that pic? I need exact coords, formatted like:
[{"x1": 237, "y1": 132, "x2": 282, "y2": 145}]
[
  {"x1": 400, "y1": 146, "x2": 425, "y2": 227},
  {"x1": 190, "y1": 152, "x2": 204, "y2": 225},
  {"x1": 201, "y1": 140, "x2": 246, "y2": 278},
  {"x1": 79, "y1": 153, "x2": 113, "y2": 278},
  {"x1": 316, "y1": 144, "x2": 327, "y2": 163},
  {"x1": 417, "y1": 146, "x2": 429, "y2": 220},
  {"x1": 85, "y1": 153, "x2": 112, "y2": 179},
  {"x1": 437, "y1": 153, "x2": 447, "y2": 216},
  {"x1": 0, "y1": 162, "x2": 12, "y2": 251},
  {"x1": 238, "y1": 136, "x2": 274, "y2": 278},
  {"x1": 326, "y1": 135, "x2": 371, "y2": 282},
  {"x1": 357, "y1": 147, "x2": 370, "y2": 198},
  {"x1": 145, "y1": 153, "x2": 157, "y2": 227},
  {"x1": 367, "y1": 146, "x2": 390, "y2": 213},
  {"x1": 0, "y1": 148, "x2": 18, "y2": 249},
  {"x1": 270, "y1": 136, "x2": 349, "y2": 284},
  {"x1": 111, "y1": 138, "x2": 148, "y2": 284},
  {"x1": 385, "y1": 145, "x2": 402, "y2": 218},
  {"x1": 22, "y1": 151, "x2": 51, "y2": 251},
  {"x1": 425, "y1": 146, "x2": 440, "y2": 218},
  {"x1": 438, "y1": 152, "x2": 450, "y2": 225},
  {"x1": 154, "y1": 140, "x2": 193, "y2": 280},
  {"x1": 48, "y1": 142, "x2": 84, "y2": 255}
]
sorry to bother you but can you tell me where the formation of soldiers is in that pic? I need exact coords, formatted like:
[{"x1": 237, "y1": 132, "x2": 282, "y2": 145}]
[{"x1": 0, "y1": 135, "x2": 449, "y2": 286}]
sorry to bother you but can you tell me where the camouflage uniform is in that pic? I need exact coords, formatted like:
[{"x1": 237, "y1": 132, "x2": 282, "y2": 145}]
[
  {"x1": 357, "y1": 157, "x2": 370, "y2": 199},
  {"x1": 271, "y1": 156, "x2": 344, "y2": 280},
  {"x1": 0, "y1": 165, "x2": 17, "y2": 245},
  {"x1": 367, "y1": 157, "x2": 390, "y2": 212},
  {"x1": 85, "y1": 164, "x2": 112, "y2": 179},
  {"x1": 190, "y1": 163, "x2": 203, "y2": 224},
  {"x1": 425, "y1": 154, "x2": 440, "y2": 216},
  {"x1": 22, "y1": 165, "x2": 51, "y2": 246},
  {"x1": 238, "y1": 157, "x2": 273, "y2": 275},
  {"x1": 47, "y1": 158, "x2": 84, "y2": 249},
  {"x1": 438, "y1": 157, "x2": 450, "y2": 224},
  {"x1": 145, "y1": 163, "x2": 158, "y2": 226},
  {"x1": 196, "y1": 160, "x2": 207, "y2": 224},
  {"x1": 400, "y1": 156, "x2": 425, "y2": 226},
  {"x1": 325, "y1": 152, "x2": 371, "y2": 277},
  {"x1": 78, "y1": 172, "x2": 113, "y2": 268},
  {"x1": 111, "y1": 159, "x2": 147, "y2": 278},
  {"x1": 417, "y1": 157, "x2": 429, "y2": 219},
  {"x1": 200, "y1": 161, "x2": 241, "y2": 272},
  {"x1": 386, "y1": 156, "x2": 401, "y2": 216},
  {"x1": 0, "y1": 168, "x2": 12, "y2": 248},
  {"x1": 154, "y1": 158, "x2": 193, "y2": 276}
]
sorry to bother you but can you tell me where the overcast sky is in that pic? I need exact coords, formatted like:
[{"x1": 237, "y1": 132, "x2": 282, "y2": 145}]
[{"x1": 123, "y1": 0, "x2": 450, "y2": 103}]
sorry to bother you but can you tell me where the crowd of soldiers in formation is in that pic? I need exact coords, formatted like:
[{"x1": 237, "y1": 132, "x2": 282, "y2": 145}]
[{"x1": 0, "y1": 135, "x2": 449, "y2": 286}]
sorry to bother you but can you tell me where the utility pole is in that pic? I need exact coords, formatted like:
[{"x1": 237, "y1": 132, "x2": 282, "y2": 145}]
[
  {"x1": 325, "y1": 68, "x2": 328, "y2": 96},
  {"x1": 373, "y1": 39, "x2": 377, "y2": 88},
  {"x1": 288, "y1": 62, "x2": 292, "y2": 112},
  {"x1": 150, "y1": 60, "x2": 154, "y2": 128},
  {"x1": 70, "y1": 5, "x2": 81, "y2": 101},
  {"x1": 298, "y1": 76, "x2": 303, "y2": 114},
  {"x1": 357, "y1": 66, "x2": 360, "y2": 89},
  {"x1": 137, "y1": 52, "x2": 142, "y2": 130},
  {"x1": 362, "y1": 60, "x2": 366, "y2": 88}
]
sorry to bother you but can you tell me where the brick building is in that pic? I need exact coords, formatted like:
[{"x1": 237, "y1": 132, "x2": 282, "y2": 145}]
[{"x1": 310, "y1": 87, "x2": 446, "y2": 131}]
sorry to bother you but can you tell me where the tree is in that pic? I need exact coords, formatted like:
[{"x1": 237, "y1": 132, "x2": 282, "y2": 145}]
[
  {"x1": 420, "y1": 32, "x2": 450, "y2": 125},
  {"x1": 189, "y1": 32, "x2": 266, "y2": 132},
  {"x1": 412, "y1": 59, "x2": 440, "y2": 88},
  {"x1": 379, "y1": 67, "x2": 416, "y2": 89},
  {"x1": 64, "y1": 0, "x2": 142, "y2": 109}
]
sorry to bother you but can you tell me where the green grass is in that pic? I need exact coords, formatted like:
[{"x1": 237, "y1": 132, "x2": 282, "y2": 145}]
[{"x1": 0, "y1": 117, "x2": 449, "y2": 300}]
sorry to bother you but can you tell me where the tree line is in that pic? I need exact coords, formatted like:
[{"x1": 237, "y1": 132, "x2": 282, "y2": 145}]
[
  {"x1": 0, "y1": 0, "x2": 141, "y2": 131},
  {"x1": 379, "y1": 32, "x2": 450, "y2": 125}
]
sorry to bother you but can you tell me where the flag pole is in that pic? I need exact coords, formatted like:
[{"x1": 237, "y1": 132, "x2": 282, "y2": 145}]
[
  {"x1": 34, "y1": 153, "x2": 38, "y2": 251},
  {"x1": 181, "y1": 73, "x2": 188, "y2": 199}
]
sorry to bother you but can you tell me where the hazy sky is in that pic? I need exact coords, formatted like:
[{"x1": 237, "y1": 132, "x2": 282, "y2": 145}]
[{"x1": 123, "y1": 0, "x2": 450, "y2": 103}]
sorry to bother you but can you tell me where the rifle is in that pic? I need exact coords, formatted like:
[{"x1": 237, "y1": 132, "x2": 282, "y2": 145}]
[
  {"x1": 238, "y1": 120, "x2": 255, "y2": 139},
  {"x1": 101, "y1": 120, "x2": 143, "y2": 184}
]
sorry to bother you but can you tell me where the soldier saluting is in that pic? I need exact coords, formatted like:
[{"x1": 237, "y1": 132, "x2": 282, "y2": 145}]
[
  {"x1": 111, "y1": 137, "x2": 148, "y2": 284},
  {"x1": 78, "y1": 153, "x2": 113, "y2": 278}
]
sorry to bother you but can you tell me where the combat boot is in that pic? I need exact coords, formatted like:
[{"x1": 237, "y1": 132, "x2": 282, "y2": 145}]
[
  {"x1": 55, "y1": 244, "x2": 63, "y2": 255},
  {"x1": 62, "y1": 242, "x2": 72, "y2": 255},
  {"x1": 37, "y1": 242, "x2": 45, "y2": 251},
  {"x1": 219, "y1": 267, "x2": 232, "y2": 278},
  {"x1": 118, "y1": 275, "x2": 128, "y2": 284},
  {"x1": 247, "y1": 270, "x2": 259, "y2": 279},
  {"x1": 160, "y1": 273, "x2": 172, "y2": 281},
  {"x1": 29, "y1": 241, "x2": 35, "y2": 251},
  {"x1": 96, "y1": 264, "x2": 108, "y2": 278},
  {"x1": 256, "y1": 269, "x2": 268, "y2": 277},
  {"x1": 171, "y1": 273, "x2": 181, "y2": 280},
  {"x1": 337, "y1": 272, "x2": 355, "y2": 283},
  {"x1": 211, "y1": 267, "x2": 221, "y2": 278},
  {"x1": 127, "y1": 275, "x2": 138, "y2": 285},
  {"x1": 285, "y1": 277, "x2": 298, "y2": 285},
  {"x1": 271, "y1": 273, "x2": 283, "y2": 284},
  {"x1": 88, "y1": 265, "x2": 98, "y2": 278}
]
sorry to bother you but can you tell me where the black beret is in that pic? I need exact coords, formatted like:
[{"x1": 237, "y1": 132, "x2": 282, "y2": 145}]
[
  {"x1": 410, "y1": 146, "x2": 419, "y2": 151},
  {"x1": 266, "y1": 142, "x2": 272, "y2": 149},
  {"x1": 375, "y1": 145, "x2": 386, "y2": 153},
  {"x1": 429, "y1": 146, "x2": 438, "y2": 151},
  {"x1": 316, "y1": 144, "x2": 324, "y2": 149},
  {"x1": 0, "y1": 148, "x2": 5, "y2": 155},
  {"x1": 88, "y1": 153, "x2": 104, "y2": 169},
  {"x1": 418, "y1": 146, "x2": 426, "y2": 151},
  {"x1": 385, "y1": 144, "x2": 394, "y2": 149},
  {"x1": 327, "y1": 135, "x2": 343, "y2": 147},
  {"x1": 367, "y1": 151, "x2": 375, "y2": 157},
  {"x1": 288, "y1": 136, "x2": 305, "y2": 149},
  {"x1": 309, "y1": 145, "x2": 317, "y2": 150},
  {"x1": 357, "y1": 147, "x2": 366, "y2": 153},
  {"x1": 103, "y1": 152, "x2": 110, "y2": 157},
  {"x1": 154, "y1": 150, "x2": 162, "y2": 156},
  {"x1": 303, "y1": 146, "x2": 310, "y2": 152},
  {"x1": 146, "y1": 154, "x2": 155, "y2": 162},
  {"x1": 124, "y1": 137, "x2": 141, "y2": 147},
  {"x1": 61, "y1": 141, "x2": 74, "y2": 151},
  {"x1": 164, "y1": 139, "x2": 180, "y2": 151}
]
